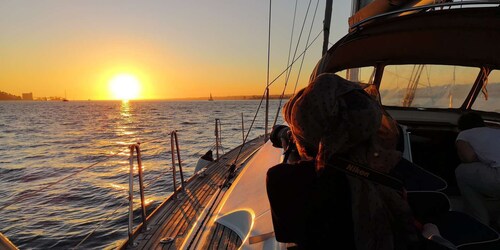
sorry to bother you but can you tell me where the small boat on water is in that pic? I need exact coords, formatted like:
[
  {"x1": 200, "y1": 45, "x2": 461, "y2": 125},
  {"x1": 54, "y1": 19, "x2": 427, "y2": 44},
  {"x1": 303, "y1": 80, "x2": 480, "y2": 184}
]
[
  {"x1": 63, "y1": 90, "x2": 69, "y2": 102},
  {"x1": 1, "y1": 0, "x2": 500, "y2": 249},
  {"x1": 208, "y1": 93, "x2": 214, "y2": 101}
]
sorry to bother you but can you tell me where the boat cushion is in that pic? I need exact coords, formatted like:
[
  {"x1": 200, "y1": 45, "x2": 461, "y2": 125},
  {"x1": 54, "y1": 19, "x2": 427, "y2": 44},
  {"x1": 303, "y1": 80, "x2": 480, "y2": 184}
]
[{"x1": 407, "y1": 191, "x2": 500, "y2": 250}]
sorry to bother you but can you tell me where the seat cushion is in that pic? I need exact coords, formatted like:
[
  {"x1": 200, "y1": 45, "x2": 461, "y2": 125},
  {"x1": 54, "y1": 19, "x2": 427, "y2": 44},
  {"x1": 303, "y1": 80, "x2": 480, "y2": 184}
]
[{"x1": 434, "y1": 211, "x2": 500, "y2": 250}]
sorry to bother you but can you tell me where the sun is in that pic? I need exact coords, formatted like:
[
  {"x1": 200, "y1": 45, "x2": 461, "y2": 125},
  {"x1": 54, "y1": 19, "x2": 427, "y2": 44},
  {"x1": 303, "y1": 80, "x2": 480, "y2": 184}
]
[{"x1": 109, "y1": 74, "x2": 141, "y2": 101}]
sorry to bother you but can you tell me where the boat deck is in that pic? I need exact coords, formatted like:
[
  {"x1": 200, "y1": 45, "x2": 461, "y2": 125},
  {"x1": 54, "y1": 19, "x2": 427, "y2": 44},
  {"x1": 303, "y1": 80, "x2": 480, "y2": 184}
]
[{"x1": 122, "y1": 136, "x2": 265, "y2": 250}]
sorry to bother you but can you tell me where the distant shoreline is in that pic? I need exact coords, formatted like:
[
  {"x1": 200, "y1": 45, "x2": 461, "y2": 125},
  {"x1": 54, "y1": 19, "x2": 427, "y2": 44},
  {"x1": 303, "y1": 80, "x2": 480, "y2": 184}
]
[
  {"x1": 164, "y1": 94, "x2": 293, "y2": 101},
  {"x1": 0, "y1": 93, "x2": 293, "y2": 102}
]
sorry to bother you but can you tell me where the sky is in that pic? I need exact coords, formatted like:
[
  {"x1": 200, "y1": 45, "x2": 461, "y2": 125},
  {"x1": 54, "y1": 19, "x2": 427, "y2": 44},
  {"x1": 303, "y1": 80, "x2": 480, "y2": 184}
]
[{"x1": 0, "y1": 0, "x2": 351, "y2": 100}]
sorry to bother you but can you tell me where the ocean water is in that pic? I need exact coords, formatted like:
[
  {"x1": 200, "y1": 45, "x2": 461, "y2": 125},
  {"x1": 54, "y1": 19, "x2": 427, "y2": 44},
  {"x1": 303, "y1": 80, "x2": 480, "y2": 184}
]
[{"x1": 0, "y1": 100, "x2": 285, "y2": 249}]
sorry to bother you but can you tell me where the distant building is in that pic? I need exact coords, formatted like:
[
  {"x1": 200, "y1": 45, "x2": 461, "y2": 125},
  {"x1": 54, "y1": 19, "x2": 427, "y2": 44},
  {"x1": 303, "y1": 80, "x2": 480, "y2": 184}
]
[
  {"x1": 22, "y1": 92, "x2": 33, "y2": 100},
  {"x1": 0, "y1": 91, "x2": 21, "y2": 100}
]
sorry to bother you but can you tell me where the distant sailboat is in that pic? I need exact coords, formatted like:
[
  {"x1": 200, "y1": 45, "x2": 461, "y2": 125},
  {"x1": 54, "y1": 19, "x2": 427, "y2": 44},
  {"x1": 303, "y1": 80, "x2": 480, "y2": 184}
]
[
  {"x1": 208, "y1": 93, "x2": 214, "y2": 101},
  {"x1": 63, "y1": 90, "x2": 69, "y2": 102}
]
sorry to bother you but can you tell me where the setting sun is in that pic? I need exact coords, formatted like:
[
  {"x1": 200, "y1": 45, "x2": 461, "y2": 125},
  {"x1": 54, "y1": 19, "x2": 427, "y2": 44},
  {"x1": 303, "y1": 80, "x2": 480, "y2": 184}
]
[{"x1": 109, "y1": 74, "x2": 141, "y2": 101}]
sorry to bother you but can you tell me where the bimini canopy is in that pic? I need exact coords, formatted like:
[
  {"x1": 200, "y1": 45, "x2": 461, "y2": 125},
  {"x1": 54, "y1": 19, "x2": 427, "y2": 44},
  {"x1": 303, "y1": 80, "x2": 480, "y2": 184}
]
[{"x1": 317, "y1": 6, "x2": 500, "y2": 74}]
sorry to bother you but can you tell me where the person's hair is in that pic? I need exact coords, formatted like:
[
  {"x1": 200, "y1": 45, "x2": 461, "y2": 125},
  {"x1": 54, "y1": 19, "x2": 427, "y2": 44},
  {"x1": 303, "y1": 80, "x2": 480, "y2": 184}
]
[{"x1": 457, "y1": 112, "x2": 485, "y2": 131}]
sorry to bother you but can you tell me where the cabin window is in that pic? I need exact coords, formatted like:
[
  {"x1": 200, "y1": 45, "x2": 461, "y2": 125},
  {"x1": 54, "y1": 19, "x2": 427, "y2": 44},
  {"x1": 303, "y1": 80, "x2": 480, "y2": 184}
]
[
  {"x1": 472, "y1": 70, "x2": 500, "y2": 112},
  {"x1": 379, "y1": 64, "x2": 478, "y2": 109},
  {"x1": 336, "y1": 66, "x2": 375, "y2": 84}
]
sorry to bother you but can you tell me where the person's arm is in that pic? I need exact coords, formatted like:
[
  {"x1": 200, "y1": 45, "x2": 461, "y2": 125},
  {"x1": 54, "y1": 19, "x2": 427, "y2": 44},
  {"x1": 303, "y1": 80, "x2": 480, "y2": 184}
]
[{"x1": 456, "y1": 140, "x2": 479, "y2": 163}]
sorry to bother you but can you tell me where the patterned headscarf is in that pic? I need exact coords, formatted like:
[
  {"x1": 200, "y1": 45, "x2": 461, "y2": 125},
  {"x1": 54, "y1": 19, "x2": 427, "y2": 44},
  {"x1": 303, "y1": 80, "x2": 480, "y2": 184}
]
[{"x1": 283, "y1": 73, "x2": 419, "y2": 250}]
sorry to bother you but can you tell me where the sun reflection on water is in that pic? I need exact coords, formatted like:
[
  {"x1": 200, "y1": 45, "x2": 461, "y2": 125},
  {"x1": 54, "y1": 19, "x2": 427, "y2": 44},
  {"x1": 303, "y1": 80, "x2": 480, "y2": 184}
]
[
  {"x1": 109, "y1": 183, "x2": 127, "y2": 191},
  {"x1": 115, "y1": 101, "x2": 136, "y2": 139},
  {"x1": 118, "y1": 163, "x2": 148, "y2": 174},
  {"x1": 120, "y1": 100, "x2": 131, "y2": 118}
]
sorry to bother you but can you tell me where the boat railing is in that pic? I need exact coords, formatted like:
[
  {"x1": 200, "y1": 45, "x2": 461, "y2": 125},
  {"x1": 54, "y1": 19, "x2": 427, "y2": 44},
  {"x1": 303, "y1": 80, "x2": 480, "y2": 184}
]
[
  {"x1": 125, "y1": 130, "x2": 190, "y2": 246},
  {"x1": 350, "y1": 0, "x2": 500, "y2": 31},
  {"x1": 170, "y1": 130, "x2": 185, "y2": 199},
  {"x1": 127, "y1": 143, "x2": 149, "y2": 247}
]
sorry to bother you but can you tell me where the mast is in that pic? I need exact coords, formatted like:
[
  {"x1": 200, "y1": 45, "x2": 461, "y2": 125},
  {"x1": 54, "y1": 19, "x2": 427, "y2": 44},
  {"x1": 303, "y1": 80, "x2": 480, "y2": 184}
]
[{"x1": 322, "y1": 0, "x2": 333, "y2": 56}]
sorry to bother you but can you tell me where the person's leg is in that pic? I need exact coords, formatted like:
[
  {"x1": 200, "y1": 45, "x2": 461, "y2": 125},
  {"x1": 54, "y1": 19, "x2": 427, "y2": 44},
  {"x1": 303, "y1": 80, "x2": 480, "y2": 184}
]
[{"x1": 455, "y1": 162, "x2": 496, "y2": 225}]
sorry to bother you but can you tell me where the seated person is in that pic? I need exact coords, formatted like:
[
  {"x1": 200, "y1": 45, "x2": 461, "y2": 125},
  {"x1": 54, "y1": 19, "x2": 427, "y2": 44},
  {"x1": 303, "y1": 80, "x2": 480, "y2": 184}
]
[{"x1": 455, "y1": 112, "x2": 500, "y2": 227}]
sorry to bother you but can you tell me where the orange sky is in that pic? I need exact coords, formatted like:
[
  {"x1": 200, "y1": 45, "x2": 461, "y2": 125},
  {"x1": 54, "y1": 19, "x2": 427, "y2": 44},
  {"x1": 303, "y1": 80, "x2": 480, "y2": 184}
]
[{"x1": 0, "y1": 1, "x2": 350, "y2": 100}]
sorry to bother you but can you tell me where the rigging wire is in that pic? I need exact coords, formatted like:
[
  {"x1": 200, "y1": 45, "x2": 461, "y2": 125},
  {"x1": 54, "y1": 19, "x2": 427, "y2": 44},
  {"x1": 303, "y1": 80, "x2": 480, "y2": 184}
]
[
  {"x1": 272, "y1": 0, "x2": 315, "y2": 128},
  {"x1": 286, "y1": 0, "x2": 313, "y2": 93},
  {"x1": 267, "y1": 30, "x2": 322, "y2": 89},
  {"x1": 272, "y1": 0, "x2": 320, "y2": 128},
  {"x1": 232, "y1": 88, "x2": 267, "y2": 166},
  {"x1": 292, "y1": 0, "x2": 320, "y2": 95},
  {"x1": 284, "y1": 0, "x2": 299, "y2": 88},
  {"x1": 231, "y1": 30, "x2": 322, "y2": 168},
  {"x1": 232, "y1": 30, "x2": 322, "y2": 166}
]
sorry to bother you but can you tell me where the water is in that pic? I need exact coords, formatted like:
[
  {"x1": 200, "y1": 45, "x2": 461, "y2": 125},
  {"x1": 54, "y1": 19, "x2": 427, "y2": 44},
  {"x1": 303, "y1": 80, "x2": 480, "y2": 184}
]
[{"x1": 0, "y1": 100, "x2": 285, "y2": 249}]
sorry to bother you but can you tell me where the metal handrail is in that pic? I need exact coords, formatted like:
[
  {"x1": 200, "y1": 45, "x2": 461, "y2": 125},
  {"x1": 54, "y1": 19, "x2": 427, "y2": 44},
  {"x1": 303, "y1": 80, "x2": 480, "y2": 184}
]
[
  {"x1": 170, "y1": 130, "x2": 185, "y2": 199},
  {"x1": 127, "y1": 143, "x2": 148, "y2": 247}
]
